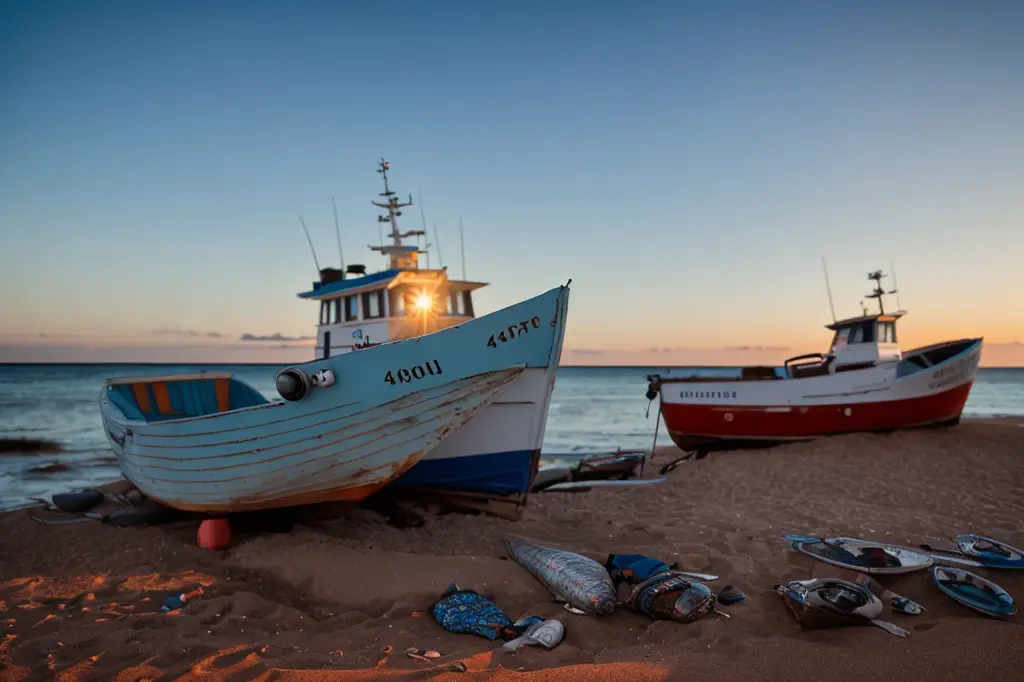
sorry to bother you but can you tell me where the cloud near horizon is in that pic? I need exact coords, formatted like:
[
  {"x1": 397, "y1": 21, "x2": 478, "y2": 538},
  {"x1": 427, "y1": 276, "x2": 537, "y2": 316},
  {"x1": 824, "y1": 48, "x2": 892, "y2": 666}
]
[
  {"x1": 151, "y1": 327, "x2": 223, "y2": 339},
  {"x1": 571, "y1": 345, "x2": 791, "y2": 355},
  {"x1": 566, "y1": 345, "x2": 804, "y2": 366},
  {"x1": 643, "y1": 345, "x2": 793, "y2": 353},
  {"x1": 239, "y1": 333, "x2": 316, "y2": 343}
]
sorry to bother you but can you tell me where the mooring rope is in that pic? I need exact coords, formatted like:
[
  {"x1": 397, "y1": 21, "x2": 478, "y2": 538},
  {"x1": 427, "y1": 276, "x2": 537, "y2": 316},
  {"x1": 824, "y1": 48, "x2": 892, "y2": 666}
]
[{"x1": 640, "y1": 400, "x2": 663, "y2": 478}]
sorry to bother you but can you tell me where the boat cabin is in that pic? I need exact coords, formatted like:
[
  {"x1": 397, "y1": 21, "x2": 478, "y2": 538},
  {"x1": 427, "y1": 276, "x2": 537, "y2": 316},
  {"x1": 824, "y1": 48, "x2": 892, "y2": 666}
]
[
  {"x1": 825, "y1": 313, "x2": 903, "y2": 367},
  {"x1": 786, "y1": 269, "x2": 906, "y2": 378},
  {"x1": 297, "y1": 160, "x2": 488, "y2": 358},
  {"x1": 779, "y1": 312, "x2": 908, "y2": 379}
]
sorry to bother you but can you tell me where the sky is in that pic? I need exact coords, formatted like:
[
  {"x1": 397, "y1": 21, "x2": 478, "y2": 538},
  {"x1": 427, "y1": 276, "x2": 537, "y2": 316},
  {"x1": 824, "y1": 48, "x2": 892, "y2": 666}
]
[{"x1": 1, "y1": 0, "x2": 1022, "y2": 366}]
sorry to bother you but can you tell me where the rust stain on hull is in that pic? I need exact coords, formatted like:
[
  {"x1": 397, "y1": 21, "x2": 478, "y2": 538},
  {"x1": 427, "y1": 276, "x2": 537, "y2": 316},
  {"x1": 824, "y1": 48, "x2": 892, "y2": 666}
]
[
  {"x1": 149, "y1": 478, "x2": 390, "y2": 513},
  {"x1": 153, "y1": 446, "x2": 429, "y2": 513}
]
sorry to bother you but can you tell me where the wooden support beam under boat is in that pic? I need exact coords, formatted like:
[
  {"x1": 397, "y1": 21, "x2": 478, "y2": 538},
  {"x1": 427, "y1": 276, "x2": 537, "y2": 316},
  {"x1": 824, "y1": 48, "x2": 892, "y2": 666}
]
[{"x1": 376, "y1": 486, "x2": 529, "y2": 521}]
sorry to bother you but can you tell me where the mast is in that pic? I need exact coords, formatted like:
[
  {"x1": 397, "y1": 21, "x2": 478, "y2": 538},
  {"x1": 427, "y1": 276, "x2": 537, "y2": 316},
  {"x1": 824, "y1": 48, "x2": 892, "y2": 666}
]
[
  {"x1": 370, "y1": 159, "x2": 425, "y2": 246},
  {"x1": 368, "y1": 158, "x2": 427, "y2": 269}
]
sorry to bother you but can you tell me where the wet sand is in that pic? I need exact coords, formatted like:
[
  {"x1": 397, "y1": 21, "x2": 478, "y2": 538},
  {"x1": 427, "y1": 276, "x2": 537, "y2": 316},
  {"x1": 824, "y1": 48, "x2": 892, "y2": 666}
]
[{"x1": 1, "y1": 418, "x2": 1022, "y2": 681}]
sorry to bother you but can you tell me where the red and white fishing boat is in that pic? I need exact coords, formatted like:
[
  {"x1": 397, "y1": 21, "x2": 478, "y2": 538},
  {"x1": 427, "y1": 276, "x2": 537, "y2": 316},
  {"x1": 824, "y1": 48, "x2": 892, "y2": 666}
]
[{"x1": 647, "y1": 270, "x2": 983, "y2": 452}]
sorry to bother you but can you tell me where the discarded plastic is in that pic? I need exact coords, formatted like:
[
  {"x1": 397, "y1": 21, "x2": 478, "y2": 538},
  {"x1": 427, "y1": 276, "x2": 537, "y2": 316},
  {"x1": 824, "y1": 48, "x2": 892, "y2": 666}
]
[{"x1": 503, "y1": 619, "x2": 565, "y2": 651}]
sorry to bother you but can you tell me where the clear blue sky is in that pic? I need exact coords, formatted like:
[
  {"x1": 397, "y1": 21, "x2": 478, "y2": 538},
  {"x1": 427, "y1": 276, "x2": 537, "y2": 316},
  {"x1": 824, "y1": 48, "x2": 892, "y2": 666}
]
[{"x1": 2, "y1": 0, "x2": 1022, "y2": 364}]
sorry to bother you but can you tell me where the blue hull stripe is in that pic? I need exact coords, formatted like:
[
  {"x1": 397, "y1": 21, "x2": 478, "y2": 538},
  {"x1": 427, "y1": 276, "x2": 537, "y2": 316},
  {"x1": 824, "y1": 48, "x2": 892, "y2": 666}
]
[{"x1": 393, "y1": 449, "x2": 536, "y2": 496}]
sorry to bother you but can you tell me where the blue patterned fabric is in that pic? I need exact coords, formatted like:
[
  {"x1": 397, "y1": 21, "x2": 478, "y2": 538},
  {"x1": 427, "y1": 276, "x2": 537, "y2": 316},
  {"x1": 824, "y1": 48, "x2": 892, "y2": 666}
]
[{"x1": 431, "y1": 584, "x2": 512, "y2": 640}]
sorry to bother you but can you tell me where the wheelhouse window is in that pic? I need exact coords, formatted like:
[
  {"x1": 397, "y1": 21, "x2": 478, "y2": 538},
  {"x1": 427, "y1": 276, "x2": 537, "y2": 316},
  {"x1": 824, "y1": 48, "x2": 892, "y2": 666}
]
[
  {"x1": 449, "y1": 290, "x2": 464, "y2": 316},
  {"x1": 848, "y1": 321, "x2": 875, "y2": 344},
  {"x1": 319, "y1": 301, "x2": 329, "y2": 325},
  {"x1": 878, "y1": 321, "x2": 897, "y2": 343},
  {"x1": 390, "y1": 288, "x2": 406, "y2": 317},
  {"x1": 830, "y1": 327, "x2": 850, "y2": 353},
  {"x1": 361, "y1": 289, "x2": 384, "y2": 319},
  {"x1": 832, "y1": 320, "x2": 883, "y2": 350},
  {"x1": 447, "y1": 290, "x2": 474, "y2": 316},
  {"x1": 330, "y1": 298, "x2": 341, "y2": 324},
  {"x1": 344, "y1": 295, "x2": 358, "y2": 322},
  {"x1": 404, "y1": 289, "x2": 420, "y2": 315},
  {"x1": 393, "y1": 287, "x2": 446, "y2": 316}
]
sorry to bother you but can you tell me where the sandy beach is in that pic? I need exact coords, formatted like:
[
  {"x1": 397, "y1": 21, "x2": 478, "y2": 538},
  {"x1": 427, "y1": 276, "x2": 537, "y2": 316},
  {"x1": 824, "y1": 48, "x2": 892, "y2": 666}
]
[{"x1": 2, "y1": 418, "x2": 1022, "y2": 681}]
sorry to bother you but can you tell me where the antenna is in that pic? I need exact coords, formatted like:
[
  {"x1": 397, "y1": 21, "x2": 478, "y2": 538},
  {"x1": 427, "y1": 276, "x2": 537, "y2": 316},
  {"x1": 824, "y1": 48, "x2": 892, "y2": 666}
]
[
  {"x1": 332, "y1": 196, "x2": 345, "y2": 273},
  {"x1": 889, "y1": 260, "x2": 902, "y2": 311},
  {"x1": 459, "y1": 215, "x2": 466, "y2": 281},
  {"x1": 417, "y1": 190, "x2": 429, "y2": 267},
  {"x1": 433, "y1": 221, "x2": 445, "y2": 268},
  {"x1": 299, "y1": 216, "x2": 321, "y2": 273},
  {"x1": 865, "y1": 269, "x2": 887, "y2": 314},
  {"x1": 821, "y1": 256, "x2": 837, "y2": 323}
]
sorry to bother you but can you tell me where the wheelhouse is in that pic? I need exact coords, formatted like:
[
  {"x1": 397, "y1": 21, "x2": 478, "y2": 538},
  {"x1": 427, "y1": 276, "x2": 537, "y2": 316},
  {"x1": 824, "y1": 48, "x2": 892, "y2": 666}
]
[{"x1": 297, "y1": 159, "x2": 488, "y2": 358}]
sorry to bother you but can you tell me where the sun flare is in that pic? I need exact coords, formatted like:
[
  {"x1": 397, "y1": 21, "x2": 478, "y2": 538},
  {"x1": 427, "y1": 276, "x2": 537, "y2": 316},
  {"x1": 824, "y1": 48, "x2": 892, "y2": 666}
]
[{"x1": 414, "y1": 292, "x2": 433, "y2": 311}]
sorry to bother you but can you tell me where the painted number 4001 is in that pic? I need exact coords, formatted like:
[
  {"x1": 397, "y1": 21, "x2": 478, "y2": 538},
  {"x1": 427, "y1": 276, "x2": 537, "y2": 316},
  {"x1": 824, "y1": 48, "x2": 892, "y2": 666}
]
[
  {"x1": 487, "y1": 316, "x2": 541, "y2": 348},
  {"x1": 384, "y1": 360, "x2": 443, "y2": 385}
]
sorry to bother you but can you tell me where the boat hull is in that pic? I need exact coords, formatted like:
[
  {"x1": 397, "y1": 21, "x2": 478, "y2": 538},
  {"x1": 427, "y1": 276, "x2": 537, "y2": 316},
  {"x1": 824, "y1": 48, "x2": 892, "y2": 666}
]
[
  {"x1": 101, "y1": 367, "x2": 524, "y2": 513},
  {"x1": 654, "y1": 338, "x2": 982, "y2": 452}
]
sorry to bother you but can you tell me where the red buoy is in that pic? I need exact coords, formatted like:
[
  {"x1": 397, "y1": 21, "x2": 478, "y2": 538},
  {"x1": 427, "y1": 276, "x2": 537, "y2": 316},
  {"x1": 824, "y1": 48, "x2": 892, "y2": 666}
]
[{"x1": 197, "y1": 518, "x2": 231, "y2": 550}]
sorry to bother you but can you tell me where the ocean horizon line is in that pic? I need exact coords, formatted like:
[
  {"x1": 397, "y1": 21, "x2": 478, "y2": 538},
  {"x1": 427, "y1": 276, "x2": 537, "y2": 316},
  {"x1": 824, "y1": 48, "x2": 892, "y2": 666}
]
[{"x1": 1, "y1": 362, "x2": 1022, "y2": 370}]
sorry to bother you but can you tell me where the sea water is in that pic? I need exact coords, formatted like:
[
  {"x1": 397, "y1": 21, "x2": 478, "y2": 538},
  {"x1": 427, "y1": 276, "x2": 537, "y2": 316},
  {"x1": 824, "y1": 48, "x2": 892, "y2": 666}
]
[{"x1": 1, "y1": 364, "x2": 1021, "y2": 511}]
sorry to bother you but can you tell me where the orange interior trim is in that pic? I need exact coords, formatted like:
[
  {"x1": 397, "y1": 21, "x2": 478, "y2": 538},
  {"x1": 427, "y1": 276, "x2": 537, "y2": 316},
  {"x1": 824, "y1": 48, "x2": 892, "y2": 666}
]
[
  {"x1": 214, "y1": 378, "x2": 230, "y2": 413},
  {"x1": 132, "y1": 383, "x2": 152, "y2": 413},
  {"x1": 151, "y1": 382, "x2": 172, "y2": 414}
]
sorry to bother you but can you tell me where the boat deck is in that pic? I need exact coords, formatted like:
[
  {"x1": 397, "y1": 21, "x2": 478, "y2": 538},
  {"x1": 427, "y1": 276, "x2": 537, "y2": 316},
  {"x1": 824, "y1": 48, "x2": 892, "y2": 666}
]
[{"x1": 105, "y1": 373, "x2": 270, "y2": 422}]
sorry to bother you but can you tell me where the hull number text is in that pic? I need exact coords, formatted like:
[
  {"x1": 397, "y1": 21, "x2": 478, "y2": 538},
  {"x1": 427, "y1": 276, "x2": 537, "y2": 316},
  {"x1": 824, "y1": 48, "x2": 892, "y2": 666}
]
[
  {"x1": 488, "y1": 316, "x2": 541, "y2": 348},
  {"x1": 680, "y1": 390, "x2": 738, "y2": 399},
  {"x1": 927, "y1": 352, "x2": 979, "y2": 391},
  {"x1": 385, "y1": 360, "x2": 443, "y2": 385}
]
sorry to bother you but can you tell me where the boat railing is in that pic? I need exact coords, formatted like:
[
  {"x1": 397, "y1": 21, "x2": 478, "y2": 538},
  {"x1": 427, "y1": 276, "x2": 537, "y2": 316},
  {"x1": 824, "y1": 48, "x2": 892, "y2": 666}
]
[{"x1": 783, "y1": 352, "x2": 833, "y2": 379}]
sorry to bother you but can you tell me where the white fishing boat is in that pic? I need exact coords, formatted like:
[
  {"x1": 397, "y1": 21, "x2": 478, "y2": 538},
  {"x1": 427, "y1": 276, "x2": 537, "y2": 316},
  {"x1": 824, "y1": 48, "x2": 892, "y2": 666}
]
[{"x1": 295, "y1": 159, "x2": 569, "y2": 517}]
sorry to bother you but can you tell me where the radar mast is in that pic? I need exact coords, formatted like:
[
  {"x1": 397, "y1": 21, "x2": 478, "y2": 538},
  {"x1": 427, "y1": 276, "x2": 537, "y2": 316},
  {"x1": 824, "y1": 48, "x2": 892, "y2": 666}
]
[{"x1": 368, "y1": 159, "x2": 427, "y2": 269}]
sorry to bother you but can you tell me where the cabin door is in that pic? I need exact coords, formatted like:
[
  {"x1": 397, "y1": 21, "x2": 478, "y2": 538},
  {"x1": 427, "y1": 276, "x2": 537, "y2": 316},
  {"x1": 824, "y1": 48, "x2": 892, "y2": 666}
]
[{"x1": 323, "y1": 331, "x2": 331, "y2": 359}]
